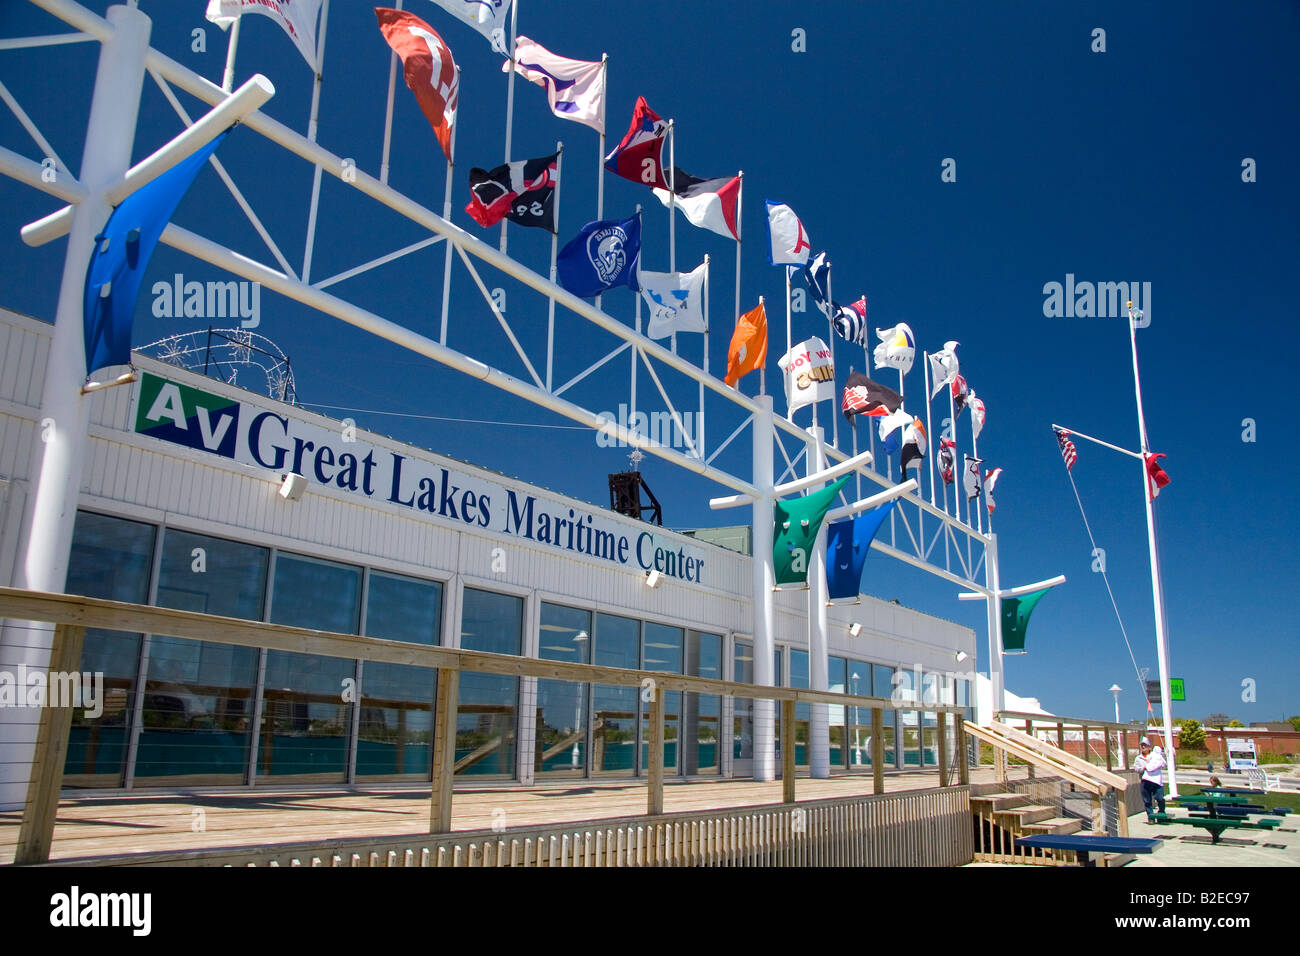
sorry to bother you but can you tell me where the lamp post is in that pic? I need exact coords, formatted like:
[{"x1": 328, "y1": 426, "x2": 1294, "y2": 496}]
[
  {"x1": 851, "y1": 673, "x2": 862, "y2": 766},
  {"x1": 1109, "y1": 684, "x2": 1122, "y2": 724}
]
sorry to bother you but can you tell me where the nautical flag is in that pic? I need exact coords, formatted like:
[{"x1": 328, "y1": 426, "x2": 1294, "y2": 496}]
[
  {"x1": 465, "y1": 152, "x2": 558, "y2": 230},
  {"x1": 899, "y1": 417, "x2": 928, "y2": 479},
  {"x1": 928, "y1": 341, "x2": 959, "y2": 398},
  {"x1": 377, "y1": 9, "x2": 459, "y2": 161},
  {"x1": 1001, "y1": 586, "x2": 1052, "y2": 654},
  {"x1": 833, "y1": 298, "x2": 868, "y2": 347},
  {"x1": 84, "y1": 130, "x2": 231, "y2": 376},
  {"x1": 963, "y1": 455, "x2": 983, "y2": 500},
  {"x1": 985, "y1": 467, "x2": 1002, "y2": 513},
  {"x1": 970, "y1": 393, "x2": 986, "y2": 440},
  {"x1": 639, "y1": 261, "x2": 707, "y2": 339},
  {"x1": 1054, "y1": 427, "x2": 1077, "y2": 470},
  {"x1": 206, "y1": 0, "x2": 322, "y2": 70},
  {"x1": 652, "y1": 171, "x2": 739, "y2": 240},
  {"x1": 803, "y1": 252, "x2": 830, "y2": 310},
  {"x1": 878, "y1": 407, "x2": 912, "y2": 456},
  {"x1": 841, "y1": 372, "x2": 901, "y2": 422},
  {"x1": 773, "y1": 475, "x2": 850, "y2": 588},
  {"x1": 826, "y1": 501, "x2": 896, "y2": 603},
  {"x1": 1145, "y1": 453, "x2": 1171, "y2": 499},
  {"x1": 426, "y1": 0, "x2": 513, "y2": 55},
  {"x1": 507, "y1": 36, "x2": 606, "y2": 133},
  {"x1": 766, "y1": 200, "x2": 811, "y2": 266},
  {"x1": 725, "y1": 302, "x2": 767, "y2": 388},
  {"x1": 605, "y1": 97, "x2": 671, "y2": 189},
  {"x1": 556, "y1": 214, "x2": 641, "y2": 297},
  {"x1": 938, "y1": 438, "x2": 956, "y2": 484},
  {"x1": 951, "y1": 374, "x2": 971, "y2": 414},
  {"x1": 873, "y1": 322, "x2": 915, "y2": 375},
  {"x1": 778, "y1": 336, "x2": 835, "y2": 416}
]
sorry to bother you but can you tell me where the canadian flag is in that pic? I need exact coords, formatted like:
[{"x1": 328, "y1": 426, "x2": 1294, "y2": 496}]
[
  {"x1": 1145, "y1": 452, "x2": 1171, "y2": 499},
  {"x1": 376, "y1": 9, "x2": 459, "y2": 161}
]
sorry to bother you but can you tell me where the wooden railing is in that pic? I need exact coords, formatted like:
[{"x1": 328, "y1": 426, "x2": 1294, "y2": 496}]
[
  {"x1": 0, "y1": 587, "x2": 967, "y2": 865},
  {"x1": 995, "y1": 709, "x2": 1134, "y2": 774},
  {"x1": 36, "y1": 786, "x2": 973, "y2": 868}
]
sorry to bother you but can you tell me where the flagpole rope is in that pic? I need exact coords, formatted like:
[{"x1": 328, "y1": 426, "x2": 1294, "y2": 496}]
[{"x1": 1064, "y1": 463, "x2": 1147, "y2": 700}]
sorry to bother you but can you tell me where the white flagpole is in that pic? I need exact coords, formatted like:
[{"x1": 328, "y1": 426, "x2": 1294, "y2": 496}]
[
  {"x1": 499, "y1": 0, "x2": 519, "y2": 254},
  {"x1": 784, "y1": 265, "x2": 792, "y2": 374},
  {"x1": 758, "y1": 294, "x2": 766, "y2": 397},
  {"x1": 826, "y1": 263, "x2": 839, "y2": 451},
  {"x1": 545, "y1": 142, "x2": 563, "y2": 391},
  {"x1": 700, "y1": 254, "x2": 709, "y2": 460},
  {"x1": 668, "y1": 118, "x2": 677, "y2": 355},
  {"x1": 595, "y1": 53, "x2": 607, "y2": 314},
  {"x1": 438, "y1": 67, "x2": 460, "y2": 347},
  {"x1": 300, "y1": 0, "x2": 331, "y2": 285},
  {"x1": 220, "y1": 17, "x2": 241, "y2": 93},
  {"x1": 923, "y1": 352, "x2": 937, "y2": 508},
  {"x1": 864, "y1": 331, "x2": 875, "y2": 475},
  {"x1": 971, "y1": 411, "x2": 984, "y2": 535},
  {"x1": 733, "y1": 170, "x2": 743, "y2": 340},
  {"x1": 949, "y1": 387, "x2": 962, "y2": 526},
  {"x1": 630, "y1": 201, "x2": 641, "y2": 438},
  {"x1": 1128, "y1": 302, "x2": 1179, "y2": 796},
  {"x1": 378, "y1": 0, "x2": 403, "y2": 185}
]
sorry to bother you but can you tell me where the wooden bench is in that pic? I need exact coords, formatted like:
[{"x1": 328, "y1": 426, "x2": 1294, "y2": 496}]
[{"x1": 1014, "y1": 834, "x2": 1162, "y2": 867}]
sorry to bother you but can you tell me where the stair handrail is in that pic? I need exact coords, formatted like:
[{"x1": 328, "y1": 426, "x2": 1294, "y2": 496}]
[
  {"x1": 965, "y1": 721, "x2": 1108, "y2": 795},
  {"x1": 990, "y1": 721, "x2": 1128, "y2": 791}
]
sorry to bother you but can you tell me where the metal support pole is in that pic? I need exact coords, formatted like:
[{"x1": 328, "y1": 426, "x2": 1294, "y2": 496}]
[
  {"x1": 751, "y1": 396, "x2": 777, "y2": 781},
  {"x1": 781, "y1": 698, "x2": 797, "y2": 803},
  {"x1": 985, "y1": 533, "x2": 1004, "y2": 716},
  {"x1": 871, "y1": 706, "x2": 884, "y2": 794},
  {"x1": 647, "y1": 682, "x2": 665, "y2": 815},
  {"x1": 806, "y1": 425, "x2": 830, "y2": 778}
]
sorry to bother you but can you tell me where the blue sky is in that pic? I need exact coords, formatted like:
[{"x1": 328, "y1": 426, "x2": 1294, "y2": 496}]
[{"x1": 1, "y1": 1, "x2": 1297, "y2": 725}]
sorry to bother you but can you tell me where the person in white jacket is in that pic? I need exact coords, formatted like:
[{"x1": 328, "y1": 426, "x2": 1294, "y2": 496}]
[{"x1": 1135, "y1": 739, "x2": 1167, "y2": 822}]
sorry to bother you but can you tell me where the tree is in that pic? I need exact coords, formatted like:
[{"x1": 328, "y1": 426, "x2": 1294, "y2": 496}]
[
  {"x1": 1179, "y1": 719, "x2": 1206, "y2": 750},
  {"x1": 1228, "y1": 719, "x2": 1244, "y2": 728},
  {"x1": 1287, "y1": 716, "x2": 1300, "y2": 733}
]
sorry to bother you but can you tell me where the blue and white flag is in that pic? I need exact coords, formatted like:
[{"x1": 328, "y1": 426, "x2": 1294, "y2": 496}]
[
  {"x1": 557, "y1": 213, "x2": 641, "y2": 298},
  {"x1": 426, "y1": 0, "x2": 513, "y2": 55},
  {"x1": 833, "y1": 297, "x2": 868, "y2": 346},
  {"x1": 639, "y1": 261, "x2": 707, "y2": 339},
  {"x1": 766, "y1": 200, "x2": 811, "y2": 266},
  {"x1": 507, "y1": 36, "x2": 606, "y2": 133},
  {"x1": 826, "y1": 501, "x2": 896, "y2": 603},
  {"x1": 873, "y1": 321, "x2": 915, "y2": 375},
  {"x1": 803, "y1": 251, "x2": 830, "y2": 311},
  {"x1": 878, "y1": 406, "x2": 912, "y2": 456}
]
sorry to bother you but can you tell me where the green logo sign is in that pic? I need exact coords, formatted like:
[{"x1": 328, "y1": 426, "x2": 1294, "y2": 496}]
[{"x1": 1169, "y1": 678, "x2": 1186, "y2": 702}]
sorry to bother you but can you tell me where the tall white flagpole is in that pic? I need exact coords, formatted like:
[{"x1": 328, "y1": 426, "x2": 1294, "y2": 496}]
[
  {"x1": 545, "y1": 142, "x2": 563, "y2": 391},
  {"x1": 438, "y1": 67, "x2": 460, "y2": 347},
  {"x1": 668, "y1": 119, "x2": 677, "y2": 355},
  {"x1": 825, "y1": 263, "x2": 839, "y2": 451},
  {"x1": 922, "y1": 352, "x2": 937, "y2": 509},
  {"x1": 499, "y1": 0, "x2": 520, "y2": 254},
  {"x1": 700, "y1": 254, "x2": 709, "y2": 460},
  {"x1": 949, "y1": 387, "x2": 962, "y2": 526},
  {"x1": 220, "y1": 17, "x2": 241, "y2": 93},
  {"x1": 595, "y1": 53, "x2": 607, "y2": 314},
  {"x1": 733, "y1": 170, "x2": 743, "y2": 339},
  {"x1": 864, "y1": 332, "x2": 875, "y2": 475},
  {"x1": 1128, "y1": 301, "x2": 1179, "y2": 796},
  {"x1": 971, "y1": 411, "x2": 984, "y2": 535},
  {"x1": 758, "y1": 294, "x2": 766, "y2": 397},
  {"x1": 300, "y1": 0, "x2": 331, "y2": 285},
  {"x1": 784, "y1": 265, "x2": 793, "y2": 378},
  {"x1": 630, "y1": 201, "x2": 641, "y2": 438},
  {"x1": 378, "y1": 0, "x2": 403, "y2": 185}
]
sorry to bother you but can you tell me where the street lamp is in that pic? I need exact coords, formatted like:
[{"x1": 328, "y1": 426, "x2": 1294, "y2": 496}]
[
  {"x1": 1109, "y1": 684, "x2": 1122, "y2": 723},
  {"x1": 852, "y1": 672, "x2": 862, "y2": 766}
]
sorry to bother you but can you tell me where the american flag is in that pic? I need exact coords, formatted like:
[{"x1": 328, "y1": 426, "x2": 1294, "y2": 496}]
[{"x1": 1054, "y1": 427, "x2": 1078, "y2": 470}]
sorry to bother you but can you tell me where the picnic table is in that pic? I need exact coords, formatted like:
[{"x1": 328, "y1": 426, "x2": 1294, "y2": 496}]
[
  {"x1": 1015, "y1": 834, "x2": 1162, "y2": 868},
  {"x1": 1171, "y1": 794, "x2": 1249, "y2": 819}
]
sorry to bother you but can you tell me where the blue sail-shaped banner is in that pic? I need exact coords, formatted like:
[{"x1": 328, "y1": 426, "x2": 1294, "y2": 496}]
[{"x1": 825, "y1": 500, "x2": 896, "y2": 603}]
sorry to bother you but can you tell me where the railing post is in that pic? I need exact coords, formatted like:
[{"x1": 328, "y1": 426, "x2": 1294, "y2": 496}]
[
  {"x1": 15, "y1": 623, "x2": 85, "y2": 865},
  {"x1": 1080, "y1": 724, "x2": 1089, "y2": 765},
  {"x1": 781, "y1": 698, "x2": 796, "y2": 804},
  {"x1": 937, "y1": 711, "x2": 948, "y2": 785},
  {"x1": 1057, "y1": 721, "x2": 1065, "y2": 749},
  {"x1": 648, "y1": 682, "x2": 665, "y2": 816},
  {"x1": 871, "y1": 706, "x2": 884, "y2": 795},
  {"x1": 957, "y1": 716, "x2": 969, "y2": 785},
  {"x1": 1025, "y1": 718, "x2": 1034, "y2": 778},
  {"x1": 1105, "y1": 728, "x2": 1114, "y2": 772},
  {"x1": 430, "y1": 667, "x2": 460, "y2": 834}
]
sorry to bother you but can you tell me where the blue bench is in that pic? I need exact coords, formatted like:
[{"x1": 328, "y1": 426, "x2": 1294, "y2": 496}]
[{"x1": 1015, "y1": 834, "x2": 1163, "y2": 867}]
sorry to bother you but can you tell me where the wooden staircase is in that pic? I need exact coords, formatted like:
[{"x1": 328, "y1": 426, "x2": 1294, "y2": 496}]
[{"x1": 970, "y1": 783, "x2": 1135, "y2": 866}]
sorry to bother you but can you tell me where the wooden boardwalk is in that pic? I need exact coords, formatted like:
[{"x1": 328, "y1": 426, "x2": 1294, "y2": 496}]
[{"x1": 0, "y1": 768, "x2": 1025, "y2": 865}]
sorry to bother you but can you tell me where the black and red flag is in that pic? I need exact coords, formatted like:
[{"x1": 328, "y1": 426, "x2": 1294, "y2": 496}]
[
  {"x1": 466, "y1": 152, "x2": 560, "y2": 231},
  {"x1": 841, "y1": 371, "x2": 903, "y2": 422}
]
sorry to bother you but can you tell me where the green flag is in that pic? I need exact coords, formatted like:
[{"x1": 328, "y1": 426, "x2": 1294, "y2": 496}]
[
  {"x1": 1001, "y1": 587, "x2": 1052, "y2": 654},
  {"x1": 772, "y1": 475, "x2": 849, "y2": 588}
]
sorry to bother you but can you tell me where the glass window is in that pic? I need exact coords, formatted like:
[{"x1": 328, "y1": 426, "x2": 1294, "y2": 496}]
[
  {"x1": 62, "y1": 512, "x2": 156, "y2": 788},
  {"x1": 732, "y1": 639, "x2": 754, "y2": 765},
  {"x1": 136, "y1": 529, "x2": 266, "y2": 785},
  {"x1": 682, "y1": 631, "x2": 720, "y2": 775},
  {"x1": 873, "y1": 664, "x2": 897, "y2": 766},
  {"x1": 847, "y1": 662, "x2": 872, "y2": 769},
  {"x1": 356, "y1": 571, "x2": 442, "y2": 780},
  {"x1": 640, "y1": 622, "x2": 682, "y2": 775},
  {"x1": 457, "y1": 588, "x2": 523, "y2": 778},
  {"x1": 592, "y1": 613, "x2": 638, "y2": 776},
  {"x1": 828, "y1": 656, "x2": 847, "y2": 769},
  {"x1": 261, "y1": 553, "x2": 361, "y2": 782},
  {"x1": 535, "y1": 604, "x2": 591, "y2": 777},
  {"x1": 790, "y1": 648, "x2": 809, "y2": 768}
]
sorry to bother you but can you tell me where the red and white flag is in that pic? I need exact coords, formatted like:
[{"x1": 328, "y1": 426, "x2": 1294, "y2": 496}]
[
  {"x1": 653, "y1": 173, "x2": 740, "y2": 240},
  {"x1": 376, "y1": 9, "x2": 459, "y2": 161},
  {"x1": 766, "y1": 200, "x2": 811, "y2": 265},
  {"x1": 985, "y1": 467, "x2": 1002, "y2": 513},
  {"x1": 1145, "y1": 452, "x2": 1171, "y2": 499},
  {"x1": 970, "y1": 393, "x2": 986, "y2": 440},
  {"x1": 605, "y1": 97, "x2": 670, "y2": 189},
  {"x1": 206, "y1": 0, "x2": 322, "y2": 70}
]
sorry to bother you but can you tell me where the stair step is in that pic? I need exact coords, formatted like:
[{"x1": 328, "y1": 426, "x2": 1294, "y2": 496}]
[
  {"x1": 1102, "y1": 853, "x2": 1137, "y2": 868},
  {"x1": 971, "y1": 793, "x2": 1030, "y2": 811},
  {"x1": 994, "y1": 804, "x2": 1057, "y2": 826},
  {"x1": 1021, "y1": 817, "x2": 1085, "y2": 836}
]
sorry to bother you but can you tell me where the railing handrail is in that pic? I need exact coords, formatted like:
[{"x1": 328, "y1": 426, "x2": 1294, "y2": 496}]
[
  {"x1": 995, "y1": 709, "x2": 1132, "y2": 733},
  {"x1": 0, "y1": 587, "x2": 965, "y2": 712},
  {"x1": 964, "y1": 721, "x2": 1109, "y2": 796}
]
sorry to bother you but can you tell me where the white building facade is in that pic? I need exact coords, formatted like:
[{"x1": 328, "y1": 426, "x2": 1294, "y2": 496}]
[{"x1": 0, "y1": 309, "x2": 976, "y2": 806}]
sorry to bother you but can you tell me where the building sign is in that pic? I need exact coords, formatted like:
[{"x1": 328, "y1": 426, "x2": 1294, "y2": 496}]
[
  {"x1": 133, "y1": 372, "x2": 708, "y2": 584},
  {"x1": 1169, "y1": 678, "x2": 1185, "y2": 702}
]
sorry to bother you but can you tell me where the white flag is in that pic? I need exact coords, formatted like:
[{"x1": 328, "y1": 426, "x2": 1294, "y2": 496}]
[
  {"x1": 639, "y1": 262, "x2": 708, "y2": 339},
  {"x1": 778, "y1": 336, "x2": 835, "y2": 416},
  {"x1": 970, "y1": 393, "x2": 986, "y2": 440},
  {"x1": 873, "y1": 322, "x2": 915, "y2": 375},
  {"x1": 506, "y1": 36, "x2": 606, "y2": 133},
  {"x1": 765, "y1": 200, "x2": 812, "y2": 265},
  {"x1": 984, "y1": 467, "x2": 1002, "y2": 512},
  {"x1": 964, "y1": 455, "x2": 983, "y2": 501},
  {"x1": 205, "y1": 0, "x2": 322, "y2": 70},
  {"x1": 426, "y1": 0, "x2": 514, "y2": 55},
  {"x1": 927, "y1": 340, "x2": 959, "y2": 398}
]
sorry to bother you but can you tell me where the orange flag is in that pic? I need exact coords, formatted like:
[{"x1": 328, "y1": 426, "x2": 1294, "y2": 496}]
[
  {"x1": 376, "y1": 8, "x2": 459, "y2": 161},
  {"x1": 725, "y1": 301, "x2": 768, "y2": 388}
]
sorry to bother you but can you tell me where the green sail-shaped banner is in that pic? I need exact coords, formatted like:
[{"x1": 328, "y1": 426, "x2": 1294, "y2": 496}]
[
  {"x1": 1001, "y1": 586, "x2": 1053, "y2": 654},
  {"x1": 772, "y1": 475, "x2": 850, "y2": 588}
]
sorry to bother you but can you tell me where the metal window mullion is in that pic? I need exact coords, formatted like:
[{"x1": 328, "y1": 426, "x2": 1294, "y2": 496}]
[
  {"x1": 123, "y1": 517, "x2": 166, "y2": 790},
  {"x1": 348, "y1": 567, "x2": 371, "y2": 784},
  {"x1": 247, "y1": 548, "x2": 277, "y2": 787}
]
